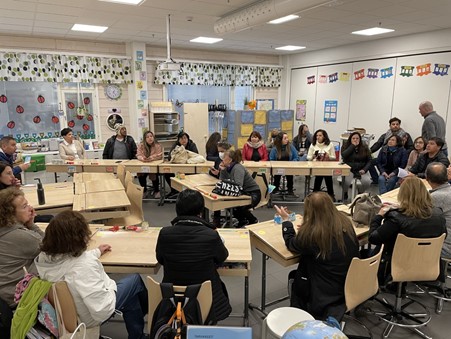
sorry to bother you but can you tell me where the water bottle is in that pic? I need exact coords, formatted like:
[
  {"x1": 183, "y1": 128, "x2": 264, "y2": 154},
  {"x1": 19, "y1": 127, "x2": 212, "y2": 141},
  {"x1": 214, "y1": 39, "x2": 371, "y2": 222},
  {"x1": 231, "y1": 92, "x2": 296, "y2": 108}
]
[
  {"x1": 274, "y1": 213, "x2": 282, "y2": 225},
  {"x1": 35, "y1": 178, "x2": 46, "y2": 205}
]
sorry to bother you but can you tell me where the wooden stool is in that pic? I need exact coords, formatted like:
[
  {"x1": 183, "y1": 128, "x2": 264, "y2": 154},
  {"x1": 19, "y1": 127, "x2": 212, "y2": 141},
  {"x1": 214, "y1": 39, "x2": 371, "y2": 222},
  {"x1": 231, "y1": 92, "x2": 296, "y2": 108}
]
[{"x1": 261, "y1": 307, "x2": 314, "y2": 338}]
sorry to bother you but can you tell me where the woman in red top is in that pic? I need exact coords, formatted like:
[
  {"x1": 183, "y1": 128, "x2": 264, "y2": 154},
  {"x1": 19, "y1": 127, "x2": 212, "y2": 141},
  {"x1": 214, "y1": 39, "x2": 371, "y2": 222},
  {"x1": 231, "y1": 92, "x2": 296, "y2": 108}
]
[{"x1": 242, "y1": 131, "x2": 268, "y2": 161}]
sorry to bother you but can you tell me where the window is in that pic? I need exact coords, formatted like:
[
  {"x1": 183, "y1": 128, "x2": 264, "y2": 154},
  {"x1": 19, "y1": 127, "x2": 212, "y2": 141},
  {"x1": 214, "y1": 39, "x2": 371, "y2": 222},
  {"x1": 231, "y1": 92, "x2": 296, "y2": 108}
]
[{"x1": 0, "y1": 82, "x2": 59, "y2": 141}]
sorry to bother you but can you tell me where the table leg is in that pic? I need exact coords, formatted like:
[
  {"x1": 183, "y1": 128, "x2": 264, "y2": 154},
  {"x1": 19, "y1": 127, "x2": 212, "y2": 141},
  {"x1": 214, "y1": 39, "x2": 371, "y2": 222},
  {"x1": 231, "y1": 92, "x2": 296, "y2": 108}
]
[
  {"x1": 244, "y1": 276, "x2": 249, "y2": 326},
  {"x1": 304, "y1": 175, "x2": 311, "y2": 199},
  {"x1": 159, "y1": 174, "x2": 165, "y2": 206},
  {"x1": 54, "y1": 172, "x2": 58, "y2": 183},
  {"x1": 341, "y1": 175, "x2": 346, "y2": 202}
]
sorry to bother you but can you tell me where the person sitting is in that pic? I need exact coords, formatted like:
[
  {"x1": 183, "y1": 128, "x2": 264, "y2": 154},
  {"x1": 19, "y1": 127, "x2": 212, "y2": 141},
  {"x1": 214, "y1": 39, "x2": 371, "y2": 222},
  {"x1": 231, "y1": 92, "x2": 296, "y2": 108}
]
[
  {"x1": 406, "y1": 136, "x2": 426, "y2": 170},
  {"x1": 0, "y1": 188, "x2": 43, "y2": 308},
  {"x1": 408, "y1": 137, "x2": 450, "y2": 178},
  {"x1": 220, "y1": 149, "x2": 261, "y2": 226},
  {"x1": 292, "y1": 124, "x2": 312, "y2": 161},
  {"x1": 376, "y1": 135, "x2": 407, "y2": 194},
  {"x1": 35, "y1": 210, "x2": 148, "y2": 339},
  {"x1": 425, "y1": 163, "x2": 451, "y2": 259},
  {"x1": 369, "y1": 117, "x2": 414, "y2": 183},
  {"x1": 103, "y1": 124, "x2": 137, "y2": 160},
  {"x1": 58, "y1": 128, "x2": 85, "y2": 160},
  {"x1": 205, "y1": 132, "x2": 222, "y2": 162},
  {"x1": 156, "y1": 189, "x2": 232, "y2": 322},
  {"x1": 0, "y1": 136, "x2": 30, "y2": 177},
  {"x1": 0, "y1": 162, "x2": 20, "y2": 190},
  {"x1": 369, "y1": 177, "x2": 446, "y2": 285},
  {"x1": 242, "y1": 131, "x2": 268, "y2": 162},
  {"x1": 307, "y1": 129, "x2": 336, "y2": 201},
  {"x1": 209, "y1": 140, "x2": 232, "y2": 227},
  {"x1": 266, "y1": 128, "x2": 280, "y2": 158},
  {"x1": 276, "y1": 192, "x2": 360, "y2": 321},
  {"x1": 137, "y1": 131, "x2": 163, "y2": 198},
  {"x1": 166, "y1": 131, "x2": 199, "y2": 198},
  {"x1": 341, "y1": 132, "x2": 372, "y2": 200},
  {"x1": 270, "y1": 132, "x2": 299, "y2": 197}
]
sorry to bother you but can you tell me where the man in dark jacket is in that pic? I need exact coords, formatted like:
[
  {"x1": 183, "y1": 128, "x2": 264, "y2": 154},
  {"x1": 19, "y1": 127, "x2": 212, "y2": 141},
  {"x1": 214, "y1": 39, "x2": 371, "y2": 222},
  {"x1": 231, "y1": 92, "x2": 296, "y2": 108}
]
[
  {"x1": 0, "y1": 136, "x2": 30, "y2": 176},
  {"x1": 408, "y1": 137, "x2": 450, "y2": 178},
  {"x1": 102, "y1": 124, "x2": 137, "y2": 160},
  {"x1": 155, "y1": 189, "x2": 232, "y2": 322}
]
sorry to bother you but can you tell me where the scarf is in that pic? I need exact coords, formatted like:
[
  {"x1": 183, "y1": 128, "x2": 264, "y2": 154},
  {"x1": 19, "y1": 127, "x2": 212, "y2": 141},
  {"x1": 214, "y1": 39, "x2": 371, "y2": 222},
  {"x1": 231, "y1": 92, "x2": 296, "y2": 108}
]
[
  {"x1": 246, "y1": 140, "x2": 264, "y2": 149},
  {"x1": 383, "y1": 128, "x2": 407, "y2": 144}
]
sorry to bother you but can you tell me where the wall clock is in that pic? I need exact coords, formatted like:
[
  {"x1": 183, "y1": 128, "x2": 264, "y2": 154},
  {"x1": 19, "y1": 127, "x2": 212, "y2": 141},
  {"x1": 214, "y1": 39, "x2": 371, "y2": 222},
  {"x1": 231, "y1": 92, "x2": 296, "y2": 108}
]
[{"x1": 105, "y1": 84, "x2": 122, "y2": 100}]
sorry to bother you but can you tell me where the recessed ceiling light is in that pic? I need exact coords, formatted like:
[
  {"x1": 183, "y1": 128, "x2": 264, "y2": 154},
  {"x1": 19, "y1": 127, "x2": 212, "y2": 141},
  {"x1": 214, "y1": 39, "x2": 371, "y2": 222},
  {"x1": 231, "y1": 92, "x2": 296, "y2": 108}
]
[
  {"x1": 190, "y1": 37, "x2": 223, "y2": 44},
  {"x1": 275, "y1": 45, "x2": 306, "y2": 51},
  {"x1": 71, "y1": 24, "x2": 108, "y2": 33},
  {"x1": 98, "y1": 0, "x2": 145, "y2": 5},
  {"x1": 352, "y1": 27, "x2": 394, "y2": 36},
  {"x1": 268, "y1": 15, "x2": 299, "y2": 24}
]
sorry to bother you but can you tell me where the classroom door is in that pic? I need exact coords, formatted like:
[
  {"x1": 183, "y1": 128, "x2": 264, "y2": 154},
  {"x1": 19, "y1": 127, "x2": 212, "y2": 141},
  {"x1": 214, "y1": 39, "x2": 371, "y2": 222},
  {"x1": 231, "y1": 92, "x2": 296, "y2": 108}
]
[{"x1": 183, "y1": 103, "x2": 209, "y2": 157}]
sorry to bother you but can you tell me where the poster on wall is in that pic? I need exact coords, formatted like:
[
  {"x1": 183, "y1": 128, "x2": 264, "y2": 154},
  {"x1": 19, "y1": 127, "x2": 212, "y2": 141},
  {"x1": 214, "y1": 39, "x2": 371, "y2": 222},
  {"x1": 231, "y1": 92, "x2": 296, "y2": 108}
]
[
  {"x1": 324, "y1": 100, "x2": 337, "y2": 123},
  {"x1": 256, "y1": 99, "x2": 274, "y2": 110},
  {"x1": 296, "y1": 100, "x2": 307, "y2": 121}
]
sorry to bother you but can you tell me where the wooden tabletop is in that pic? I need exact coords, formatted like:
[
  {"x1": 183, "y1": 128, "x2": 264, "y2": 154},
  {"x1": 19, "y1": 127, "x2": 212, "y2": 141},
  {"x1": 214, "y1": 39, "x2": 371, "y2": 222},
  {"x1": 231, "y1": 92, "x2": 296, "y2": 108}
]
[
  {"x1": 158, "y1": 162, "x2": 197, "y2": 174},
  {"x1": 270, "y1": 161, "x2": 311, "y2": 176},
  {"x1": 246, "y1": 212, "x2": 369, "y2": 267},
  {"x1": 171, "y1": 175, "x2": 252, "y2": 211},
  {"x1": 308, "y1": 161, "x2": 351, "y2": 176},
  {"x1": 75, "y1": 178, "x2": 124, "y2": 194},
  {"x1": 73, "y1": 172, "x2": 116, "y2": 183},
  {"x1": 22, "y1": 182, "x2": 74, "y2": 212},
  {"x1": 121, "y1": 159, "x2": 163, "y2": 173}
]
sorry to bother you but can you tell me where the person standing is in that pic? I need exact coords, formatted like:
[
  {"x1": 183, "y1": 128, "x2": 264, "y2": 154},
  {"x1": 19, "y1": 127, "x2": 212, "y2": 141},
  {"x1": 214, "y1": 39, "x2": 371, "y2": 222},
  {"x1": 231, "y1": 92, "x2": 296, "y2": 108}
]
[
  {"x1": 58, "y1": 128, "x2": 85, "y2": 160},
  {"x1": 419, "y1": 101, "x2": 447, "y2": 155},
  {"x1": 425, "y1": 163, "x2": 451, "y2": 258},
  {"x1": 0, "y1": 136, "x2": 30, "y2": 176},
  {"x1": 102, "y1": 124, "x2": 137, "y2": 160}
]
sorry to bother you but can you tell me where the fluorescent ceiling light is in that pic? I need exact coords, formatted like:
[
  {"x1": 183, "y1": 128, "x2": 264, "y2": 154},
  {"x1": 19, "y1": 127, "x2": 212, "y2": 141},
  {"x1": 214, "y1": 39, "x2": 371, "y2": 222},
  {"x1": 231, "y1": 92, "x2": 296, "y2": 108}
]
[
  {"x1": 98, "y1": 0, "x2": 145, "y2": 5},
  {"x1": 352, "y1": 27, "x2": 394, "y2": 36},
  {"x1": 71, "y1": 24, "x2": 108, "y2": 33},
  {"x1": 275, "y1": 45, "x2": 306, "y2": 51},
  {"x1": 190, "y1": 37, "x2": 223, "y2": 44},
  {"x1": 268, "y1": 15, "x2": 299, "y2": 24}
]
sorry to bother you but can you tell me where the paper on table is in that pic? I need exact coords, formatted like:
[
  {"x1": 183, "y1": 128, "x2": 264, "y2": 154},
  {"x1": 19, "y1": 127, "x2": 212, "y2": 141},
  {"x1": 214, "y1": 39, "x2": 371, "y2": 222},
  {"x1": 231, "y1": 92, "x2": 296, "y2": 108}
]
[{"x1": 398, "y1": 167, "x2": 409, "y2": 178}]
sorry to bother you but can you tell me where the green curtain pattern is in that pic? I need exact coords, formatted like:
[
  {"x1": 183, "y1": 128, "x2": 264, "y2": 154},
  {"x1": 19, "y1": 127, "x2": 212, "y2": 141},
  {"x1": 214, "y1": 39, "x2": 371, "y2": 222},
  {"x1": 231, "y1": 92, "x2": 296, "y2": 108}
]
[
  {"x1": 154, "y1": 62, "x2": 281, "y2": 87},
  {"x1": 0, "y1": 52, "x2": 133, "y2": 83}
]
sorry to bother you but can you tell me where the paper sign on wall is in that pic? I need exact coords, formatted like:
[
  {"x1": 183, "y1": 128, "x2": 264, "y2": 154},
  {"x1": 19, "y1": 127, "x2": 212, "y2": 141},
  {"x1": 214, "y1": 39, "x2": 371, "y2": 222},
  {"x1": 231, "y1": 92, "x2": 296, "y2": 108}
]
[
  {"x1": 296, "y1": 100, "x2": 306, "y2": 121},
  {"x1": 324, "y1": 100, "x2": 337, "y2": 123}
]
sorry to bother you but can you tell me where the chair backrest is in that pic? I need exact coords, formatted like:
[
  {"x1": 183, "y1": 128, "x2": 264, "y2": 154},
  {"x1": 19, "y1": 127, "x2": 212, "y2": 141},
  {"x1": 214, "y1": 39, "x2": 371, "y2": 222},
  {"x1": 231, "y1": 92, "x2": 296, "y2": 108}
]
[
  {"x1": 253, "y1": 172, "x2": 269, "y2": 209},
  {"x1": 146, "y1": 276, "x2": 213, "y2": 334},
  {"x1": 124, "y1": 171, "x2": 133, "y2": 187},
  {"x1": 105, "y1": 182, "x2": 144, "y2": 226},
  {"x1": 116, "y1": 164, "x2": 126, "y2": 186},
  {"x1": 48, "y1": 281, "x2": 78, "y2": 333},
  {"x1": 344, "y1": 246, "x2": 383, "y2": 312},
  {"x1": 392, "y1": 233, "x2": 446, "y2": 282}
]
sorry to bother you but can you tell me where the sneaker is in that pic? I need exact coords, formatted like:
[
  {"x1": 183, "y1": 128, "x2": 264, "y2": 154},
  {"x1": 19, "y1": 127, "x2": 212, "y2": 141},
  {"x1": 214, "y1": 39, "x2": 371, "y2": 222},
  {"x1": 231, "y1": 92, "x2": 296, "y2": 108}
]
[
  {"x1": 154, "y1": 191, "x2": 161, "y2": 199},
  {"x1": 271, "y1": 188, "x2": 281, "y2": 195}
]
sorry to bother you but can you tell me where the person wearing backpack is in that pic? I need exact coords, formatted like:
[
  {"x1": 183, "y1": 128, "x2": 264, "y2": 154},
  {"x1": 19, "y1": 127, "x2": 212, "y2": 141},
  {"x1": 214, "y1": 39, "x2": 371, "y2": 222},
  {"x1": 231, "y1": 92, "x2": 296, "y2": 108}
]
[{"x1": 156, "y1": 189, "x2": 232, "y2": 322}]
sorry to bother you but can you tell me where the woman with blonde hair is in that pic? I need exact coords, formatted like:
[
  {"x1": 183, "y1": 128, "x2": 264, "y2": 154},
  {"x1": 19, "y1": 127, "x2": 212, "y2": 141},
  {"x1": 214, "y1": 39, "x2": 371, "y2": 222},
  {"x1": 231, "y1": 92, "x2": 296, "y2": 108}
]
[
  {"x1": 276, "y1": 192, "x2": 359, "y2": 321},
  {"x1": 369, "y1": 176, "x2": 446, "y2": 284},
  {"x1": 137, "y1": 130, "x2": 163, "y2": 198}
]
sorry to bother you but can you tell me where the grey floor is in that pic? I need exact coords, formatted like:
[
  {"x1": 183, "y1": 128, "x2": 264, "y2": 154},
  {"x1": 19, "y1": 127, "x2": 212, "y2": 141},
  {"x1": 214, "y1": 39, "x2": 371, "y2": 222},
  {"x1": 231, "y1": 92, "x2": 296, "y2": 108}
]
[{"x1": 100, "y1": 177, "x2": 451, "y2": 338}]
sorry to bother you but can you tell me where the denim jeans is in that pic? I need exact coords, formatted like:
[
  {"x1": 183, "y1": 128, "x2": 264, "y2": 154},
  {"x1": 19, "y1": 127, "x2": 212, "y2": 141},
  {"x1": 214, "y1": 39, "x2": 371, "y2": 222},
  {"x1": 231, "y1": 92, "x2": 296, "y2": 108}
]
[
  {"x1": 378, "y1": 175, "x2": 398, "y2": 194},
  {"x1": 116, "y1": 274, "x2": 148, "y2": 339}
]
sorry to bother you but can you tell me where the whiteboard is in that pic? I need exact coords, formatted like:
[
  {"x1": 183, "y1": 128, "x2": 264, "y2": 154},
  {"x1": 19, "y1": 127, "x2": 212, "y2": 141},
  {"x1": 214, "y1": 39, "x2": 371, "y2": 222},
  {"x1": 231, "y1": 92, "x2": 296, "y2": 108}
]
[
  {"x1": 314, "y1": 64, "x2": 353, "y2": 143},
  {"x1": 349, "y1": 58, "x2": 397, "y2": 140}
]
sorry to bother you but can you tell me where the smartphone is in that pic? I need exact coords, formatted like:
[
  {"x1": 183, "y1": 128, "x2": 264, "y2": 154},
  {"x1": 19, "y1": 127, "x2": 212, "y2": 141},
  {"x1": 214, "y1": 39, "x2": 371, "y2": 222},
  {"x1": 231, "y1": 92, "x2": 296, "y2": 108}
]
[{"x1": 24, "y1": 156, "x2": 31, "y2": 164}]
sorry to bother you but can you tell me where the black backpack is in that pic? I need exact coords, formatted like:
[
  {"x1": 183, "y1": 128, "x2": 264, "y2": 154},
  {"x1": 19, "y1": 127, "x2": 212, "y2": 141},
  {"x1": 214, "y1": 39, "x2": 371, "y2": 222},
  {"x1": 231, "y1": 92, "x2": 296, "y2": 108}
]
[
  {"x1": 150, "y1": 283, "x2": 214, "y2": 339},
  {"x1": 0, "y1": 297, "x2": 12, "y2": 339}
]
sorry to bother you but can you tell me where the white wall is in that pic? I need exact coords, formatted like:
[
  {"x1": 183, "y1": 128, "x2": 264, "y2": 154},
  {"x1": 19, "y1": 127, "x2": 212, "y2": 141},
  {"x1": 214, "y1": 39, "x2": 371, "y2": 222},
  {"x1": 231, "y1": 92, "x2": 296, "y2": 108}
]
[{"x1": 282, "y1": 28, "x2": 451, "y2": 148}]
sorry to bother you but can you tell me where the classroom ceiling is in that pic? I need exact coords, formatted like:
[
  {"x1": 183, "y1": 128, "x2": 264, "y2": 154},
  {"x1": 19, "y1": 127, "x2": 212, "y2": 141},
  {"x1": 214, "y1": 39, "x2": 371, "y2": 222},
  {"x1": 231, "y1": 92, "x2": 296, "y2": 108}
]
[{"x1": 2, "y1": 0, "x2": 451, "y2": 56}]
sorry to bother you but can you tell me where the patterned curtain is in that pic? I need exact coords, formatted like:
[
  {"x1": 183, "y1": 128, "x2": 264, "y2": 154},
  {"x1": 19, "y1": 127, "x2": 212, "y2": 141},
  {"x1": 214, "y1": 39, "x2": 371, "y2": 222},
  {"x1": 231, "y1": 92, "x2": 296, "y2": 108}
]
[
  {"x1": 154, "y1": 62, "x2": 281, "y2": 87},
  {"x1": 0, "y1": 52, "x2": 133, "y2": 84}
]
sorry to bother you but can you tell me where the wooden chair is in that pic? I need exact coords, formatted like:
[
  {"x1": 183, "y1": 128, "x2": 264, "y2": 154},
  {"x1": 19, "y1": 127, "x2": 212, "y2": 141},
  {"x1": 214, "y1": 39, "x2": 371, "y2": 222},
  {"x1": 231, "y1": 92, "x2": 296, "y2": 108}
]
[
  {"x1": 105, "y1": 182, "x2": 144, "y2": 226},
  {"x1": 146, "y1": 276, "x2": 213, "y2": 335},
  {"x1": 116, "y1": 164, "x2": 126, "y2": 186},
  {"x1": 48, "y1": 281, "x2": 99, "y2": 338},
  {"x1": 124, "y1": 171, "x2": 133, "y2": 188},
  {"x1": 373, "y1": 234, "x2": 445, "y2": 339},
  {"x1": 341, "y1": 245, "x2": 384, "y2": 339}
]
